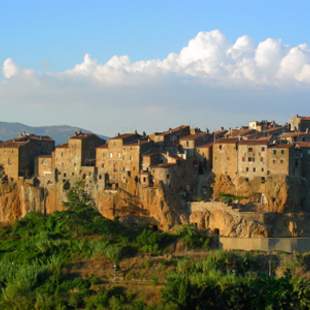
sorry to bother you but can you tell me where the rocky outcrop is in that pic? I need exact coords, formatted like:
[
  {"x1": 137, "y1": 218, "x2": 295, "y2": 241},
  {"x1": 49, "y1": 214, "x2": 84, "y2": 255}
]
[
  {"x1": 190, "y1": 202, "x2": 268, "y2": 237},
  {"x1": 0, "y1": 180, "x2": 184, "y2": 230},
  {"x1": 1, "y1": 178, "x2": 310, "y2": 238},
  {"x1": 0, "y1": 181, "x2": 43, "y2": 223},
  {"x1": 190, "y1": 201, "x2": 310, "y2": 237},
  {"x1": 213, "y1": 174, "x2": 310, "y2": 213}
]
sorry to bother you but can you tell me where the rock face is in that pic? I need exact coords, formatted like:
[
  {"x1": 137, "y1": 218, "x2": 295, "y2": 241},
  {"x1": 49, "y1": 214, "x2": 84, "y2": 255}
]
[
  {"x1": 190, "y1": 202, "x2": 268, "y2": 237},
  {"x1": 1, "y1": 177, "x2": 310, "y2": 238},
  {"x1": 0, "y1": 181, "x2": 43, "y2": 223},
  {"x1": 0, "y1": 180, "x2": 185, "y2": 230},
  {"x1": 213, "y1": 174, "x2": 310, "y2": 213},
  {"x1": 189, "y1": 201, "x2": 310, "y2": 238}
]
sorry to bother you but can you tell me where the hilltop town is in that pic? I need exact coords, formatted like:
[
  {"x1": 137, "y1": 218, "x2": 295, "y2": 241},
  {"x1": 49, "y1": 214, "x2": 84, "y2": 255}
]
[{"x1": 0, "y1": 115, "x2": 310, "y2": 250}]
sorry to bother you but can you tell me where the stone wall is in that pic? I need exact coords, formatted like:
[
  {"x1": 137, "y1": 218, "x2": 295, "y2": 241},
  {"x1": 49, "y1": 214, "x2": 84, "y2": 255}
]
[{"x1": 220, "y1": 237, "x2": 310, "y2": 253}]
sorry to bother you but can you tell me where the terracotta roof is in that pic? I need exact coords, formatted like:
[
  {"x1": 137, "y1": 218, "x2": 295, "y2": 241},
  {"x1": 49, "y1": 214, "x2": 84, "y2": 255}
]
[
  {"x1": 56, "y1": 143, "x2": 69, "y2": 149},
  {"x1": 0, "y1": 134, "x2": 53, "y2": 148},
  {"x1": 226, "y1": 128, "x2": 255, "y2": 137},
  {"x1": 197, "y1": 143, "x2": 213, "y2": 148},
  {"x1": 151, "y1": 163, "x2": 176, "y2": 169},
  {"x1": 214, "y1": 138, "x2": 239, "y2": 144},
  {"x1": 180, "y1": 133, "x2": 210, "y2": 141},
  {"x1": 38, "y1": 155, "x2": 52, "y2": 158},
  {"x1": 269, "y1": 143, "x2": 293, "y2": 149},
  {"x1": 110, "y1": 133, "x2": 141, "y2": 140},
  {"x1": 124, "y1": 139, "x2": 150, "y2": 146},
  {"x1": 281, "y1": 131, "x2": 310, "y2": 137},
  {"x1": 70, "y1": 132, "x2": 103, "y2": 140},
  {"x1": 300, "y1": 116, "x2": 310, "y2": 121},
  {"x1": 238, "y1": 139, "x2": 270, "y2": 145},
  {"x1": 97, "y1": 143, "x2": 108, "y2": 149},
  {"x1": 296, "y1": 142, "x2": 310, "y2": 148},
  {"x1": 262, "y1": 126, "x2": 286, "y2": 133},
  {"x1": 152, "y1": 125, "x2": 190, "y2": 136}
]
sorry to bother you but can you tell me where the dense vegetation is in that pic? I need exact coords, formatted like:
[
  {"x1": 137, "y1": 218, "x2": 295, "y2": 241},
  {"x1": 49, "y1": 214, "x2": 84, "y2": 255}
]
[{"x1": 0, "y1": 183, "x2": 309, "y2": 309}]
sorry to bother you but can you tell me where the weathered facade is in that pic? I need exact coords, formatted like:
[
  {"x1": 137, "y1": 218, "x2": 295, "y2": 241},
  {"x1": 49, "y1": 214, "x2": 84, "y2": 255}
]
[
  {"x1": 0, "y1": 134, "x2": 54, "y2": 181},
  {"x1": 290, "y1": 115, "x2": 310, "y2": 131}
]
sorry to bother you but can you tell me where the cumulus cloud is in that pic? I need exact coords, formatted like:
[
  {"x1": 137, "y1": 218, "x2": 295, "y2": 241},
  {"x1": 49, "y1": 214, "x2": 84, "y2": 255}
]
[
  {"x1": 58, "y1": 29, "x2": 310, "y2": 85},
  {"x1": 2, "y1": 58, "x2": 18, "y2": 79},
  {"x1": 1, "y1": 29, "x2": 310, "y2": 135},
  {"x1": 3, "y1": 29, "x2": 310, "y2": 85}
]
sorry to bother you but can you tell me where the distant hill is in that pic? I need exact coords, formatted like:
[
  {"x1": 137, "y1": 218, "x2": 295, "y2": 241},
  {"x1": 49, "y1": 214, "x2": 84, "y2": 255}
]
[{"x1": 0, "y1": 122, "x2": 107, "y2": 145}]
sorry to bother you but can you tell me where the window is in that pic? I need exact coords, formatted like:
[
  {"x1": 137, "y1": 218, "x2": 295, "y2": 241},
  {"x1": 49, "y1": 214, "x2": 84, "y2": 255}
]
[
  {"x1": 242, "y1": 157, "x2": 245, "y2": 162},
  {"x1": 219, "y1": 145, "x2": 222, "y2": 150},
  {"x1": 273, "y1": 159, "x2": 276, "y2": 164},
  {"x1": 261, "y1": 168, "x2": 264, "y2": 172},
  {"x1": 260, "y1": 157, "x2": 264, "y2": 162},
  {"x1": 253, "y1": 168, "x2": 256, "y2": 172},
  {"x1": 280, "y1": 159, "x2": 284, "y2": 164},
  {"x1": 248, "y1": 158, "x2": 252, "y2": 162},
  {"x1": 261, "y1": 147, "x2": 265, "y2": 152},
  {"x1": 248, "y1": 147, "x2": 253, "y2": 152},
  {"x1": 261, "y1": 177, "x2": 266, "y2": 183},
  {"x1": 273, "y1": 150, "x2": 277, "y2": 155},
  {"x1": 246, "y1": 167, "x2": 249, "y2": 172},
  {"x1": 281, "y1": 150, "x2": 285, "y2": 155}
]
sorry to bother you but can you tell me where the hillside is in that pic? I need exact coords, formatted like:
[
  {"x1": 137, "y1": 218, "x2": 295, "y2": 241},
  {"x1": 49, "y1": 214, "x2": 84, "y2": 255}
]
[
  {"x1": 0, "y1": 184, "x2": 309, "y2": 309},
  {"x1": 0, "y1": 122, "x2": 107, "y2": 145}
]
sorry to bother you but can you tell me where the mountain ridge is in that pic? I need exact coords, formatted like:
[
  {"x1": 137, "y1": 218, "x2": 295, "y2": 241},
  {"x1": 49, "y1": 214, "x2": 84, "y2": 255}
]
[{"x1": 0, "y1": 121, "x2": 107, "y2": 145}]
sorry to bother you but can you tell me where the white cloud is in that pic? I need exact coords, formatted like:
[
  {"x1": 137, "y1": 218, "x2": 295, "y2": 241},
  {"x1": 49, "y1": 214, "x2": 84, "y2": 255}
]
[
  {"x1": 1, "y1": 30, "x2": 310, "y2": 134},
  {"x1": 52, "y1": 30, "x2": 310, "y2": 85},
  {"x1": 2, "y1": 58, "x2": 18, "y2": 79}
]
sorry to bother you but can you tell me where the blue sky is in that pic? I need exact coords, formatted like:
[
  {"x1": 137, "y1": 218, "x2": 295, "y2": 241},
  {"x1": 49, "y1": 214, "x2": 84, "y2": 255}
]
[
  {"x1": 1, "y1": 0, "x2": 310, "y2": 71},
  {"x1": 0, "y1": 1, "x2": 310, "y2": 134}
]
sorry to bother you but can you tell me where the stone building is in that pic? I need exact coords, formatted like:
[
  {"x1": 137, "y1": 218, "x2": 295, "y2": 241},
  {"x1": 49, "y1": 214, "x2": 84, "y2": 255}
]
[
  {"x1": 290, "y1": 115, "x2": 310, "y2": 131},
  {"x1": 267, "y1": 144, "x2": 302, "y2": 178},
  {"x1": 280, "y1": 131, "x2": 310, "y2": 143},
  {"x1": 296, "y1": 142, "x2": 310, "y2": 182},
  {"x1": 35, "y1": 155, "x2": 54, "y2": 185},
  {"x1": 96, "y1": 133, "x2": 153, "y2": 190},
  {"x1": 213, "y1": 139, "x2": 239, "y2": 177},
  {"x1": 179, "y1": 132, "x2": 212, "y2": 157},
  {"x1": 248, "y1": 120, "x2": 278, "y2": 132},
  {"x1": 196, "y1": 143, "x2": 213, "y2": 172},
  {"x1": 0, "y1": 134, "x2": 54, "y2": 181},
  {"x1": 237, "y1": 140, "x2": 269, "y2": 179},
  {"x1": 213, "y1": 138, "x2": 302, "y2": 180},
  {"x1": 148, "y1": 125, "x2": 190, "y2": 147},
  {"x1": 53, "y1": 132, "x2": 105, "y2": 184}
]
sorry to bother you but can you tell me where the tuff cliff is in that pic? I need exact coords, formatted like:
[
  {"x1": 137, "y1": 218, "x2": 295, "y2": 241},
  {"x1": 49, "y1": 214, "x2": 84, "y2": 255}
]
[
  {"x1": 0, "y1": 180, "x2": 185, "y2": 230},
  {"x1": 212, "y1": 174, "x2": 310, "y2": 213},
  {"x1": 1, "y1": 177, "x2": 310, "y2": 238},
  {"x1": 189, "y1": 201, "x2": 310, "y2": 237},
  {"x1": 0, "y1": 181, "x2": 43, "y2": 223}
]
